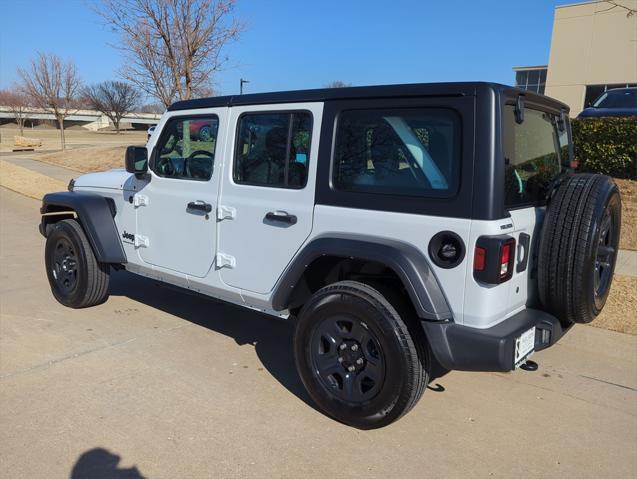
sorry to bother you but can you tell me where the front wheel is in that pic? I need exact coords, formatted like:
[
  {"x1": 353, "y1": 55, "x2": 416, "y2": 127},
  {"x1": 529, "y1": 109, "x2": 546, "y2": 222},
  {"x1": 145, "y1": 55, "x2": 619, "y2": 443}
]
[
  {"x1": 294, "y1": 281, "x2": 429, "y2": 429},
  {"x1": 45, "y1": 219, "x2": 110, "y2": 308}
]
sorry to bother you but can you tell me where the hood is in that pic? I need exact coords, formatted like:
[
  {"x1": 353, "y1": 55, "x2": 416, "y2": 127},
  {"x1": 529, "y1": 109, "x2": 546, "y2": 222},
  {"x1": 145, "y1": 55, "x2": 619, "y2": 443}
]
[
  {"x1": 577, "y1": 107, "x2": 637, "y2": 118},
  {"x1": 73, "y1": 169, "x2": 135, "y2": 190}
]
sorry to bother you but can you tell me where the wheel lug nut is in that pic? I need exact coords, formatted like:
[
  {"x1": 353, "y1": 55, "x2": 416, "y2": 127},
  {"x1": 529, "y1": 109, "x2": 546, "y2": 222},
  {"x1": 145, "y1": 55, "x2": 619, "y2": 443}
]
[
  {"x1": 339, "y1": 344, "x2": 347, "y2": 350},
  {"x1": 351, "y1": 344, "x2": 358, "y2": 351},
  {"x1": 356, "y1": 358, "x2": 364, "y2": 365},
  {"x1": 337, "y1": 357, "x2": 343, "y2": 363},
  {"x1": 347, "y1": 365, "x2": 356, "y2": 372}
]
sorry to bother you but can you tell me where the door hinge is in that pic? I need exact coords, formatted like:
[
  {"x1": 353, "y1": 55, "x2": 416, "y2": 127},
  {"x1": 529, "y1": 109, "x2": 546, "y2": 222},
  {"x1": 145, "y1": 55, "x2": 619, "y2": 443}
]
[
  {"x1": 133, "y1": 194, "x2": 149, "y2": 207},
  {"x1": 134, "y1": 235, "x2": 149, "y2": 248},
  {"x1": 217, "y1": 205, "x2": 236, "y2": 221},
  {"x1": 215, "y1": 252, "x2": 236, "y2": 269}
]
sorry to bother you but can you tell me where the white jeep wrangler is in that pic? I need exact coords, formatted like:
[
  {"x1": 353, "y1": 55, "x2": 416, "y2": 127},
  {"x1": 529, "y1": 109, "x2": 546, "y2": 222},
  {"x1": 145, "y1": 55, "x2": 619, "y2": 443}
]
[{"x1": 40, "y1": 83, "x2": 621, "y2": 429}]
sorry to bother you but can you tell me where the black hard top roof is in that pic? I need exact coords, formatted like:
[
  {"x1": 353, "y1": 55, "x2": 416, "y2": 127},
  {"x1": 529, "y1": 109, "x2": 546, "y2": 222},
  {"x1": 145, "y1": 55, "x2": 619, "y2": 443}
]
[{"x1": 168, "y1": 81, "x2": 569, "y2": 112}]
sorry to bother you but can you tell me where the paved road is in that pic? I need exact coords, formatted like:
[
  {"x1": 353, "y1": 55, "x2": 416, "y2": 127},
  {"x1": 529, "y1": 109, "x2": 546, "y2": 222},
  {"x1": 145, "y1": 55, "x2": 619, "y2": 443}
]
[{"x1": 1, "y1": 187, "x2": 636, "y2": 479}]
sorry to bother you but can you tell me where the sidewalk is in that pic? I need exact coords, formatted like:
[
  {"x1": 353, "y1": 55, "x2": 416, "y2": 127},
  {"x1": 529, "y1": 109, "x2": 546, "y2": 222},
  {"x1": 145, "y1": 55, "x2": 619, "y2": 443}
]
[
  {"x1": 2, "y1": 154, "x2": 78, "y2": 184},
  {"x1": 616, "y1": 249, "x2": 637, "y2": 277}
]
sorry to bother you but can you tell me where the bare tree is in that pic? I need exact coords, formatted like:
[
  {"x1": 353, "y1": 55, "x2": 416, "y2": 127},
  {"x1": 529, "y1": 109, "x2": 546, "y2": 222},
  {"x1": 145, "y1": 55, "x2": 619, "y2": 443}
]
[
  {"x1": 97, "y1": 0, "x2": 243, "y2": 108},
  {"x1": 0, "y1": 88, "x2": 32, "y2": 136},
  {"x1": 18, "y1": 53, "x2": 81, "y2": 149},
  {"x1": 324, "y1": 80, "x2": 352, "y2": 88},
  {"x1": 599, "y1": 1, "x2": 636, "y2": 17},
  {"x1": 83, "y1": 81, "x2": 141, "y2": 133},
  {"x1": 140, "y1": 102, "x2": 165, "y2": 114}
]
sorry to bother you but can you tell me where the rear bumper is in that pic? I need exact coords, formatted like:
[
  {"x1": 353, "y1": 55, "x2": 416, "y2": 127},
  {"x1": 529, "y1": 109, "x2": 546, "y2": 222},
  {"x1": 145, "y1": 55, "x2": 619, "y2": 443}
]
[{"x1": 422, "y1": 308, "x2": 569, "y2": 372}]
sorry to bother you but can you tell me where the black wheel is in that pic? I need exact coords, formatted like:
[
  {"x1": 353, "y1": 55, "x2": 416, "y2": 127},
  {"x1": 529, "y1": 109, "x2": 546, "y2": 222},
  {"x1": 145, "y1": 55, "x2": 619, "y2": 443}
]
[
  {"x1": 294, "y1": 281, "x2": 429, "y2": 429},
  {"x1": 198, "y1": 125, "x2": 212, "y2": 141},
  {"x1": 538, "y1": 174, "x2": 621, "y2": 324},
  {"x1": 45, "y1": 219, "x2": 110, "y2": 308}
]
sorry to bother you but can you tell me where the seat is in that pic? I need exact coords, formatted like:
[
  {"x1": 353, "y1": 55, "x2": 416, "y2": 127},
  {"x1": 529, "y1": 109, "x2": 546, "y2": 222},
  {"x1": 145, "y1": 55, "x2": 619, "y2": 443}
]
[{"x1": 243, "y1": 126, "x2": 286, "y2": 184}]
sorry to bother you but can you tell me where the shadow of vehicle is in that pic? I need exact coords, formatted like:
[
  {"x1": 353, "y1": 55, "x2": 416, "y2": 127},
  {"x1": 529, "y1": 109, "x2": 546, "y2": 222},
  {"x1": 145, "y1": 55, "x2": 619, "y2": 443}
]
[
  {"x1": 108, "y1": 269, "x2": 450, "y2": 410},
  {"x1": 108, "y1": 269, "x2": 316, "y2": 409},
  {"x1": 70, "y1": 448, "x2": 146, "y2": 479}
]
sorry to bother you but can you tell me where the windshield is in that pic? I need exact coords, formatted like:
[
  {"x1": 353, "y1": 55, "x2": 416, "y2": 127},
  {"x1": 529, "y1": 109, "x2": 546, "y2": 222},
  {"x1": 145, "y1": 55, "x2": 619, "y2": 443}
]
[{"x1": 593, "y1": 89, "x2": 637, "y2": 108}]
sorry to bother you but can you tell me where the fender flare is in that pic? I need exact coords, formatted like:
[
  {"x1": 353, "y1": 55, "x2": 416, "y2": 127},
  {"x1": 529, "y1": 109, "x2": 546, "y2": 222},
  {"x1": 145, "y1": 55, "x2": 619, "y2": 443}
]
[
  {"x1": 40, "y1": 191, "x2": 127, "y2": 264},
  {"x1": 271, "y1": 235, "x2": 452, "y2": 320}
]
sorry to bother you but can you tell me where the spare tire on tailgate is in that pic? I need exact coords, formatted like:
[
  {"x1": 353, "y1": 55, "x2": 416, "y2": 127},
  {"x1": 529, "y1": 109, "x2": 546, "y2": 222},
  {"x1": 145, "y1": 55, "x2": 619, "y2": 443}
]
[{"x1": 538, "y1": 174, "x2": 621, "y2": 325}]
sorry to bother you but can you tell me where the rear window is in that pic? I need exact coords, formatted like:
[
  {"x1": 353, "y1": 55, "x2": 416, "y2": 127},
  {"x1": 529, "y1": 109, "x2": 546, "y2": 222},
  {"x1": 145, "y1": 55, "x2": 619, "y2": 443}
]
[
  {"x1": 503, "y1": 106, "x2": 564, "y2": 208},
  {"x1": 332, "y1": 108, "x2": 461, "y2": 197}
]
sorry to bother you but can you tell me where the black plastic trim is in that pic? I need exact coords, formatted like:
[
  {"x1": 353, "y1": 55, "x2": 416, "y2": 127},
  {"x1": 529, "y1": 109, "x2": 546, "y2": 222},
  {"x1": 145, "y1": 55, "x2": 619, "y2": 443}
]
[
  {"x1": 422, "y1": 308, "x2": 568, "y2": 372},
  {"x1": 40, "y1": 191, "x2": 127, "y2": 264},
  {"x1": 271, "y1": 235, "x2": 452, "y2": 320}
]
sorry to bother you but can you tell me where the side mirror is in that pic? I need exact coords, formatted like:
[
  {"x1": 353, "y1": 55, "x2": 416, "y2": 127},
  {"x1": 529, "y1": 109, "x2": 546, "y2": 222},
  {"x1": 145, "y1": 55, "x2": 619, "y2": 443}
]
[{"x1": 125, "y1": 146, "x2": 148, "y2": 176}]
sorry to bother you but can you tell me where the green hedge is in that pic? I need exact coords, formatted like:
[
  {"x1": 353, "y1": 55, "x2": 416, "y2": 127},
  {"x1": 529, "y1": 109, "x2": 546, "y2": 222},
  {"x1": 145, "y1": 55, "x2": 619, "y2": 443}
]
[{"x1": 571, "y1": 117, "x2": 637, "y2": 179}]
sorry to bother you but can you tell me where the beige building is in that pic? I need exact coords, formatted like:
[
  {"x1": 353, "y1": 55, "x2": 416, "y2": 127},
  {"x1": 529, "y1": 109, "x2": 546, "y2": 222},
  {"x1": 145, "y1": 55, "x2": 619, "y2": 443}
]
[{"x1": 514, "y1": 0, "x2": 637, "y2": 116}]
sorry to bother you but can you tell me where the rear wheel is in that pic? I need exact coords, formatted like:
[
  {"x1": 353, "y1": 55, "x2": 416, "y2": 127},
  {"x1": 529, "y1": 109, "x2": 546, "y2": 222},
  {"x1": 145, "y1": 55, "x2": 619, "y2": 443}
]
[
  {"x1": 294, "y1": 280, "x2": 429, "y2": 429},
  {"x1": 45, "y1": 219, "x2": 110, "y2": 308},
  {"x1": 538, "y1": 174, "x2": 621, "y2": 324}
]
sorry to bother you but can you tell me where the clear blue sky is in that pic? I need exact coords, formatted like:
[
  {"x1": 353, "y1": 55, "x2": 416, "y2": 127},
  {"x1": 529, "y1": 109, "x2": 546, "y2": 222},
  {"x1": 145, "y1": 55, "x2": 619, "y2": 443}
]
[{"x1": 0, "y1": 0, "x2": 572, "y2": 100}]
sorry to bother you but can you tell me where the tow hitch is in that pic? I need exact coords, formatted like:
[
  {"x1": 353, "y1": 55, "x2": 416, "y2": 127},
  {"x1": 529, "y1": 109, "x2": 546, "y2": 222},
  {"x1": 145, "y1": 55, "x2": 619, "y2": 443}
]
[{"x1": 520, "y1": 360, "x2": 539, "y2": 371}]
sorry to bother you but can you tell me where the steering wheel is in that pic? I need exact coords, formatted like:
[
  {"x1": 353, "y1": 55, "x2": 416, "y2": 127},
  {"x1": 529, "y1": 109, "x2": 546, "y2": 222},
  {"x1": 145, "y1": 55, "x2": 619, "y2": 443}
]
[
  {"x1": 185, "y1": 150, "x2": 214, "y2": 179},
  {"x1": 188, "y1": 150, "x2": 214, "y2": 159}
]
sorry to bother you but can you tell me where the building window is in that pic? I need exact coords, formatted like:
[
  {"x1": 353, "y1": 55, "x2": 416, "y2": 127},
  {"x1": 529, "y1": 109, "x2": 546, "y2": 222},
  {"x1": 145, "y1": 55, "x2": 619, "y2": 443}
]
[
  {"x1": 584, "y1": 83, "x2": 637, "y2": 108},
  {"x1": 514, "y1": 67, "x2": 547, "y2": 95}
]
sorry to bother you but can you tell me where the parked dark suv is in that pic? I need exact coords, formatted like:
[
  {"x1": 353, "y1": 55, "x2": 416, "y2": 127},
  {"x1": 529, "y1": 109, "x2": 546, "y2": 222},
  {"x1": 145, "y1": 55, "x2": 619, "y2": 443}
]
[{"x1": 578, "y1": 87, "x2": 637, "y2": 118}]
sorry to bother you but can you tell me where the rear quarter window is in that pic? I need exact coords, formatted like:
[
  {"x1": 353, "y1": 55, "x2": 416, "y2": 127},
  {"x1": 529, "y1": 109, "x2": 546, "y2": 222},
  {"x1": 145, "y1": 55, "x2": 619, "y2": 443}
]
[{"x1": 332, "y1": 108, "x2": 461, "y2": 198}]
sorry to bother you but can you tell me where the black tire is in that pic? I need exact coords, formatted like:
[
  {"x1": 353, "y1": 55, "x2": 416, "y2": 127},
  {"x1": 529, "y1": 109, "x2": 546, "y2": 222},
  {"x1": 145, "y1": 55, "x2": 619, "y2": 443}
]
[
  {"x1": 45, "y1": 219, "x2": 110, "y2": 308},
  {"x1": 538, "y1": 174, "x2": 621, "y2": 325},
  {"x1": 198, "y1": 125, "x2": 212, "y2": 141},
  {"x1": 294, "y1": 280, "x2": 429, "y2": 429}
]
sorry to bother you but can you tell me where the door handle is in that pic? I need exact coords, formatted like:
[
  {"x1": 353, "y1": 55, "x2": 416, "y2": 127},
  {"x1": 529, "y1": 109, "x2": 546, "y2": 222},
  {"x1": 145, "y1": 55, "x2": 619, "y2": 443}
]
[
  {"x1": 187, "y1": 200, "x2": 212, "y2": 213},
  {"x1": 265, "y1": 210, "x2": 297, "y2": 225}
]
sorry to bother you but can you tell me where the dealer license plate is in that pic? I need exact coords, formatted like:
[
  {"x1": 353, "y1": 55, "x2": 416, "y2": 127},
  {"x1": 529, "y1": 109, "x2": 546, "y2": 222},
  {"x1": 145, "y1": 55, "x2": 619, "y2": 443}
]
[{"x1": 514, "y1": 327, "x2": 536, "y2": 367}]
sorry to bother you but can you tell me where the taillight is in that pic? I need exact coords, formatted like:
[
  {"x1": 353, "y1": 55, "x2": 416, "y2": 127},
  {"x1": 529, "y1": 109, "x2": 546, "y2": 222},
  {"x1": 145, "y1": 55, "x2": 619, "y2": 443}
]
[
  {"x1": 474, "y1": 236, "x2": 516, "y2": 284},
  {"x1": 474, "y1": 246, "x2": 486, "y2": 271},
  {"x1": 499, "y1": 239, "x2": 515, "y2": 281}
]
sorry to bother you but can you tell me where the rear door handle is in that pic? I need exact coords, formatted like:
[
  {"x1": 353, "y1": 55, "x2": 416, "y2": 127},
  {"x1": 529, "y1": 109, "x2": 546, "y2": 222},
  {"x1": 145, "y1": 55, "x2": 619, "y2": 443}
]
[
  {"x1": 265, "y1": 211, "x2": 297, "y2": 225},
  {"x1": 187, "y1": 200, "x2": 212, "y2": 213}
]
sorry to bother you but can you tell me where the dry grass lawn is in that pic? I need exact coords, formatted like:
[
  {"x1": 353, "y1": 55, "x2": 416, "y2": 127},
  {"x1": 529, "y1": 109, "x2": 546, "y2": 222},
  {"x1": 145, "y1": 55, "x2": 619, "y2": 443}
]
[
  {"x1": 591, "y1": 274, "x2": 637, "y2": 335},
  {"x1": 0, "y1": 125, "x2": 146, "y2": 152},
  {"x1": 615, "y1": 179, "x2": 637, "y2": 251},
  {"x1": 39, "y1": 145, "x2": 131, "y2": 173},
  {"x1": 0, "y1": 160, "x2": 66, "y2": 200}
]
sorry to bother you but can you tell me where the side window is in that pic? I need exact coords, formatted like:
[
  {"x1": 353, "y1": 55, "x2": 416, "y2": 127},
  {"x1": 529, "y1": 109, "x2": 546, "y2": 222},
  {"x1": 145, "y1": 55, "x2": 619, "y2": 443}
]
[
  {"x1": 332, "y1": 108, "x2": 461, "y2": 197},
  {"x1": 503, "y1": 106, "x2": 562, "y2": 207},
  {"x1": 153, "y1": 116, "x2": 219, "y2": 180},
  {"x1": 234, "y1": 111, "x2": 312, "y2": 188}
]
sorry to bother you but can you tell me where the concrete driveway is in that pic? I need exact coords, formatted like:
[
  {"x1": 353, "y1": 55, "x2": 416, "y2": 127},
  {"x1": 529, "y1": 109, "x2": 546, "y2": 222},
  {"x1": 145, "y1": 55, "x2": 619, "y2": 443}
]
[{"x1": 1, "y1": 187, "x2": 636, "y2": 479}]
